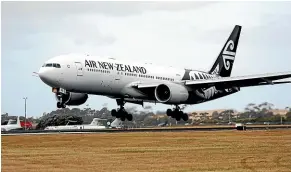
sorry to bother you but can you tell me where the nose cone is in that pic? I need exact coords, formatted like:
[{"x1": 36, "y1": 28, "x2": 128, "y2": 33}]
[{"x1": 39, "y1": 67, "x2": 59, "y2": 87}]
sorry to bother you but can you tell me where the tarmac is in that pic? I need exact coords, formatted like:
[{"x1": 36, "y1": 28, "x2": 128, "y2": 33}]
[{"x1": 2, "y1": 125, "x2": 291, "y2": 136}]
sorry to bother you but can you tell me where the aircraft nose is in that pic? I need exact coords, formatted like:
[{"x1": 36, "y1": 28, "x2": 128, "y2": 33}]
[
  {"x1": 38, "y1": 67, "x2": 58, "y2": 87},
  {"x1": 38, "y1": 68, "x2": 49, "y2": 81}
]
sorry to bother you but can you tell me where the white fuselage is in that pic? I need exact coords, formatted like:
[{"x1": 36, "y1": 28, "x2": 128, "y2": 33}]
[
  {"x1": 1, "y1": 118, "x2": 22, "y2": 131},
  {"x1": 44, "y1": 125, "x2": 106, "y2": 130},
  {"x1": 44, "y1": 118, "x2": 115, "y2": 130},
  {"x1": 38, "y1": 53, "x2": 225, "y2": 104}
]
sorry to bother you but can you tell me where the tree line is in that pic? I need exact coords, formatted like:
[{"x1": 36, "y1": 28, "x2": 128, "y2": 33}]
[{"x1": 1, "y1": 102, "x2": 291, "y2": 129}]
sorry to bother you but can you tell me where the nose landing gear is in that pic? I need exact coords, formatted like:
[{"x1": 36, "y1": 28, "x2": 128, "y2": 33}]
[
  {"x1": 55, "y1": 88, "x2": 67, "y2": 108},
  {"x1": 57, "y1": 101, "x2": 66, "y2": 108}
]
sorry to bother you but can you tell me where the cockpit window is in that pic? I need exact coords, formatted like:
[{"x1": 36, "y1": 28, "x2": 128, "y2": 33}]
[{"x1": 43, "y1": 63, "x2": 61, "y2": 68}]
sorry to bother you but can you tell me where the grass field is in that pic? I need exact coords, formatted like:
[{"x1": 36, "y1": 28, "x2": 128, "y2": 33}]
[{"x1": 2, "y1": 130, "x2": 291, "y2": 172}]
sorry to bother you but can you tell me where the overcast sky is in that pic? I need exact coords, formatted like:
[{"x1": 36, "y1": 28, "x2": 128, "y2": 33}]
[{"x1": 2, "y1": 1, "x2": 291, "y2": 117}]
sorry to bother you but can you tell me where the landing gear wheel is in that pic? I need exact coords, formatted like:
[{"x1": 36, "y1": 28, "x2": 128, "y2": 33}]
[
  {"x1": 57, "y1": 102, "x2": 62, "y2": 108},
  {"x1": 111, "y1": 109, "x2": 117, "y2": 117},
  {"x1": 182, "y1": 113, "x2": 189, "y2": 121},
  {"x1": 126, "y1": 114, "x2": 133, "y2": 121},
  {"x1": 166, "y1": 109, "x2": 173, "y2": 116},
  {"x1": 111, "y1": 98, "x2": 134, "y2": 121},
  {"x1": 62, "y1": 103, "x2": 66, "y2": 108},
  {"x1": 168, "y1": 105, "x2": 188, "y2": 122}
]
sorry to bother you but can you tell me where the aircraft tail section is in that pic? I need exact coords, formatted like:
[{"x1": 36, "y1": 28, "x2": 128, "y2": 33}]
[
  {"x1": 208, "y1": 25, "x2": 241, "y2": 77},
  {"x1": 16, "y1": 116, "x2": 21, "y2": 127}
]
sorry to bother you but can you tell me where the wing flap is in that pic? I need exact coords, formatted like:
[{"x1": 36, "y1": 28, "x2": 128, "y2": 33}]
[{"x1": 185, "y1": 71, "x2": 291, "y2": 88}]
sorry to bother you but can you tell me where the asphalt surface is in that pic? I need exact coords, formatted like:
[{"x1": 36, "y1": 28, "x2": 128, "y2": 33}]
[{"x1": 2, "y1": 125, "x2": 291, "y2": 136}]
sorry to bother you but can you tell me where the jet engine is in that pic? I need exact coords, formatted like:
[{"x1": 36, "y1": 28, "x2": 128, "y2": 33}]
[
  {"x1": 55, "y1": 92, "x2": 88, "y2": 105},
  {"x1": 154, "y1": 83, "x2": 189, "y2": 104}
]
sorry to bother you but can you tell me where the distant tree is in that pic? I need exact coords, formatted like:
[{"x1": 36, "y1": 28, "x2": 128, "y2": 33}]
[
  {"x1": 259, "y1": 102, "x2": 274, "y2": 110},
  {"x1": 36, "y1": 114, "x2": 83, "y2": 130},
  {"x1": 199, "y1": 112, "x2": 209, "y2": 122},
  {"x1": 286, "y1": 112, "x2": 291, "y2": 121},
  {"x1": 220, "y1": 109, "x2": 234, "y2": 122},
  {"x1": 244, "y1": 103, "x2": 258, "y2": 120},
  {"x1": 212, "y1": 111, "x2": 219, "y2": 120}
]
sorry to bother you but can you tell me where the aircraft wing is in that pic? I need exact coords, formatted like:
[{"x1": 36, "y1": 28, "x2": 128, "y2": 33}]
[{"x1": 184, "y1": 71, "x2": 291, "y2": 88}]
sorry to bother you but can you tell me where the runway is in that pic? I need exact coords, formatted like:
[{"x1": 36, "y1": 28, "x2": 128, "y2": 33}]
[{"x1": 2, "y1": 124, "x2": 290, "y2": 136}]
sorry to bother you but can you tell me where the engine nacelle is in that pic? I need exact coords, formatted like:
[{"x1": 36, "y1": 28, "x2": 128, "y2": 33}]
[
  {"x1": 154, "y1": 83, "x2": 189, "y2": 104},
  {"x1": 55, "y1": 92, "x2": 88, "y2": 105}
]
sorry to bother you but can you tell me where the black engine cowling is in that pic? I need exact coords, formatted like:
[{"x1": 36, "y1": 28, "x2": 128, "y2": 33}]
[
  {"x1": 55, "y1": 92, "x2": 88, "y2": 105},
  {"x1": 154, "y1": 83, "x2": 189, "y2": 104}
]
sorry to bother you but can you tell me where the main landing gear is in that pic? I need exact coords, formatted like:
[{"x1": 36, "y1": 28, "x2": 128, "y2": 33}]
[
  {"x1": 111, "y1": 99, "x2": 133, "y2": 121},
  {"x1": 166, "y1": 105, "x2": 189, "y2": 121},
  {"x1": 56, "y1": 88, "x2": 67, "y2": 108}
]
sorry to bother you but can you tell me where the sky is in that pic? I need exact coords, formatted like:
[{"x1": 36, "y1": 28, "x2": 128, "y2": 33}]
[{"x1": 1, "y1": 1, "x2": 291, "y2": 117}]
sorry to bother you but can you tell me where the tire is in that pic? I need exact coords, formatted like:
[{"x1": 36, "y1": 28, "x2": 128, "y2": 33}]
[
  {"x1": 126, "y1": 114, "x2": 133, "y2": 121},
  {"x1": 182, "y1": 113, "x2": 189, "y2": 121},
  {"x1": 57, "y1": 102, "x2": 62, "y2": 108},
  {"x1": 121, "y1": 116, "x2": 126, "y2": 121},
  {"x1": 166, "y1": 109, "x2": 172, "y2": 116},
  {"x1": 111, "y1": 109, "x2": 117, "y2": 117}
]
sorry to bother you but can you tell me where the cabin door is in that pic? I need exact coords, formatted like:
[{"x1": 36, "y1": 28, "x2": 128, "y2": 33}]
[{"x1": 75, "y1": 62, "x2": 83, "y2": 76}]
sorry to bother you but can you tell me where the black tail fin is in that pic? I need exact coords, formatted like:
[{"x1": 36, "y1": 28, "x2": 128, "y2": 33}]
[{"x1": 208, "y1": 25, "x2": 241, "y2": 77}]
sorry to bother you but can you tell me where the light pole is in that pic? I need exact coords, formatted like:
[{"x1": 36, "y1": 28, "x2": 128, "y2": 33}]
[{"x1": 23, "y1": 97, "x2": 27, "y2": 130}]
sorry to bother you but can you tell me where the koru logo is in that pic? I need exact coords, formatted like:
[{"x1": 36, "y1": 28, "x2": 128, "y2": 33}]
[
  {"x1": 211, "y1": 64, "x2": 220, "y2": 75},
  {"x1": 222, "y1": 40, "x2": 235, "y2": 70}
]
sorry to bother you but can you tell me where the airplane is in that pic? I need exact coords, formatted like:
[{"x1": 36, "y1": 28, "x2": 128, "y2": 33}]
[
  {"x1": 36, "y1": 25, "x2": 291, "y2": 122},
  {"x1": 44, "y1": 118, "x2": 109, "y2": 130},
  {"x1": 108, "y1": 118, "x2": 123, "y2": 129},
  {"x1": 1, "y1": 116, "x2": 23, "y2": 131}
]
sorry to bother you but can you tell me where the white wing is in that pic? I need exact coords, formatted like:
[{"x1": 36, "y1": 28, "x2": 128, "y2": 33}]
[{"x1": 184, "y1": 71, "x2": 291, "y2": 88}]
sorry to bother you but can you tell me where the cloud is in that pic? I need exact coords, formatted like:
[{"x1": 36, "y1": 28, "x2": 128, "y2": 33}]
[{"x1": 2, "y1": 1, "x2": 291, "y2": 117}]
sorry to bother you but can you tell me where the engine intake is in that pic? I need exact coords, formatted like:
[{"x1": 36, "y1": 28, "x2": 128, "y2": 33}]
[
  {"x1": 55, "y1": 92, "x2": 88, "y2": 105},
  {"x1": 154, "y1": 83, "x2": 189, "y2": 104}
]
